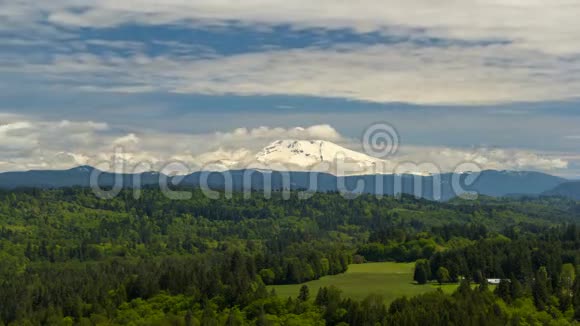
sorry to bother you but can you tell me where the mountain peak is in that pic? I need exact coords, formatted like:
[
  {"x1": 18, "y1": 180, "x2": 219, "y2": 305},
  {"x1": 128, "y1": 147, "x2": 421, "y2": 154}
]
[
  {"x1": 255, "y1": 139, "x2": 383, "y2": 175},
  {"x1": 258, "y1": 139, "x2": 326, "y2": 162},
  {"x1": 67, "y1": 165, "x2": 96, "y2": 173}
]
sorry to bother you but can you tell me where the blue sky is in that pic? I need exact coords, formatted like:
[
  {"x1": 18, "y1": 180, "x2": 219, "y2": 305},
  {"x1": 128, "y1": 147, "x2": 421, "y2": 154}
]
[{"x1": 1, "y1": 1, "x2": 580, "y2": 175}]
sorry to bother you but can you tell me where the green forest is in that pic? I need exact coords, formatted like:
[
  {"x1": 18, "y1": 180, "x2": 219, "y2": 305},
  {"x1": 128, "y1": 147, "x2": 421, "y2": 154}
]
[{"x1": 1, "y1": 188, "x2": 580, "y2": 325}]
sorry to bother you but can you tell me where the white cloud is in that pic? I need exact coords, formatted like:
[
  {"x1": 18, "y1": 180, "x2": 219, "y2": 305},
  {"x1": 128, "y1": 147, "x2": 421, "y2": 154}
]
[
  {"x1": 392, "y1": 145, "x2": 569, "y2": 172},
  {"x1": 0, "y1": 116, "x2": 570, "y2": 174},
  {"x1": 112, "y1": 133, "x2": 140, "y2": 148},
  {"x1": 3, "y1": 43, "x2": 580, "y2": 105},
  {"x1": 0, "y1": 119, "x2": 111, "y2": 169},
  {"x1": 215, "y1": 125, "x2": 342, "y2": 143},
  {"x1": 168, "y1": 43, "x2": 580, "y2": 104},
  {"x1": 2, "y1": 1, "x2": 580, "y2": 104},
  {"x1": 0, "y1": 118, "x2": 348, "y2": 172},
  {"x1": 0, "y1": 122, "x2": 38, "y2": 152},
  {"x1": 3, "y1": 0, "x2": 578, "y2": 55}
]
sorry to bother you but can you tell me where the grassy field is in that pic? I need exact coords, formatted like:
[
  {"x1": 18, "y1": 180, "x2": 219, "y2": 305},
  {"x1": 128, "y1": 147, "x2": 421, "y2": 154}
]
[{"x1": 269, "y1": 262, "x2": 474, "y2": 305}]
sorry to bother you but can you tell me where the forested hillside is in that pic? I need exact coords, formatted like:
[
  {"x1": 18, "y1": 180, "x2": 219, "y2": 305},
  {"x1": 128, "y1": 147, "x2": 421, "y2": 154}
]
[{"x1": 1, "y1": 188, "x2": 580, "y2": 325}]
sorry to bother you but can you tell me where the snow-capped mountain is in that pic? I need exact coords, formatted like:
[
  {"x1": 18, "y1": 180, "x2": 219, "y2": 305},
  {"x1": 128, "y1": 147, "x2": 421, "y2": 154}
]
[
  {"x1": 254, "y1": 140, "x2": 385, "y2": 175},
  {"x1": 0, "y1": 143, "x2": 569, "y2": 199}
]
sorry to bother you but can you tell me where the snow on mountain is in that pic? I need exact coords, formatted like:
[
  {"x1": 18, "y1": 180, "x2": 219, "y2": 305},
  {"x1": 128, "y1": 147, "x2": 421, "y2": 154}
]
[
  {"x1": 67, "y1": 165, "x2": 95, "y2": 173},
  {"x1": 254, "y1": 140, "x2": 385, "y2": 175},
  {"x1": 191, "y1": 140, "x2": 446, "y2": 176}
]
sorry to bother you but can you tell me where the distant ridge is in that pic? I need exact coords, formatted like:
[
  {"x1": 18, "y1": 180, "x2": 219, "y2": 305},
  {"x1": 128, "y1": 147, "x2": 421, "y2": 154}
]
[
  {"x1": 0, "y1": 167, "x2": 164, "y2": 189},
  {"x1": 542, "y1": 181, "x2": 580, "y2": 200},
  {"x1": 0, "y1": 166, "x2": 568, "y2": 201}
]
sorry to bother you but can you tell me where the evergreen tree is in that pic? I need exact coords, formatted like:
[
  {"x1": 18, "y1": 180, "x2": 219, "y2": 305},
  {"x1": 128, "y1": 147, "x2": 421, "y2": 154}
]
[
  {"x1": 510, "y1": 275, "x2": 523, "y2": 300},
  {"x1": 473, "y1": 270, "x2": 484, "y2": 284},
  {"x1": 573, "y1": 275, "x2": 580, "y2": 321},
  {"x1": 436, "y1": 267, "x2": 451, "y2": 285},
  {"x1": 184, "y1": 310, "x2": 193, "y2": 326},
  {"x1": 478, "y1": 277, "x2": 489, "y2": 292},
  {"x1": 315, "y1": 287, "x2": 328, "y2": 306},
  {"x1": 298, "y1": 285, "x2": 310, "y2": 302},
  {"x1": 225, "y1": 308, "x2": 244, "y2": 326},
  {"x1": 413, "y1": 259, "x2": 429, "y2": 284},
  {"x1": 201, "y1": 304, "x2": 218, "y2": 326},
  {"x1": 456, "y1": 278, "x2": 472, "y2": 297},
  {"x1": 495, "y1": 280, "x2": 511, "y2": 302},
  {"x1": 533, "y1": 267, "x2": 549, "y2": 311}
]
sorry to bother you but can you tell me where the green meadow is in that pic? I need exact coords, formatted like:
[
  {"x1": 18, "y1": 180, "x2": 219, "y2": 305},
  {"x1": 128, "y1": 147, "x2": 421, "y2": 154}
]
[{"x1": 269, "y1": 262, "x2": 473, "y2": 305}]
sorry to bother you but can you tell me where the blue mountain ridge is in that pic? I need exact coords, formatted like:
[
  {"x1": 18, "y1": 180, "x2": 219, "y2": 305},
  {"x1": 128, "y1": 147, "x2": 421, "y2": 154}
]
[{"x1": 0, "y1": 167, "x2": 567, "y2": 201}]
